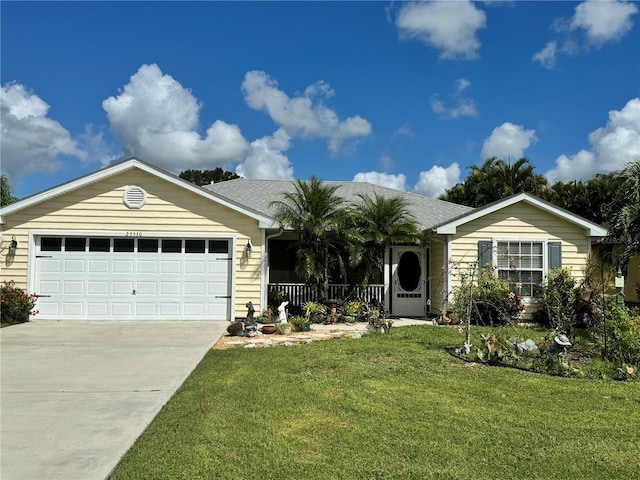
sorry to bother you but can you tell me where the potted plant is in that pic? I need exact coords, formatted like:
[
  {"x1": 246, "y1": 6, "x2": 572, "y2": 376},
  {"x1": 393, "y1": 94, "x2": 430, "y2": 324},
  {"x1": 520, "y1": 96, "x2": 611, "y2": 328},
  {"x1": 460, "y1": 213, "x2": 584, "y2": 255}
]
[
  {"x1": 342, "y1": 300, "x2": 364, "y2": 322},
  {"x1": 302, "y1": 301, "x2": 327, "y2": 324},
  {"x1": 289, "y1": 315, "x2": 311, "y2": 332}
]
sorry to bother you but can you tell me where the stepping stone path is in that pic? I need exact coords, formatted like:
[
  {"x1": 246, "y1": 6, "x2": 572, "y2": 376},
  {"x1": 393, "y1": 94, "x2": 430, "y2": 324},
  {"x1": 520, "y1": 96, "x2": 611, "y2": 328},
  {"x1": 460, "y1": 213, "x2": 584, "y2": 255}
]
[{"x1": 213, "y1": 330, "x2": 363, "y2": 349}]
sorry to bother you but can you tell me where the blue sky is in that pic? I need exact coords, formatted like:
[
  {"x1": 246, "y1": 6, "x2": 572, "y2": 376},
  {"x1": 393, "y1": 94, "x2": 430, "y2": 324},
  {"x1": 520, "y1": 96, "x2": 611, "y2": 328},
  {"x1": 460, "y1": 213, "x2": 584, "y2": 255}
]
[{"x1": 2, "y1": 1, "x2": 639, "y2": 200}]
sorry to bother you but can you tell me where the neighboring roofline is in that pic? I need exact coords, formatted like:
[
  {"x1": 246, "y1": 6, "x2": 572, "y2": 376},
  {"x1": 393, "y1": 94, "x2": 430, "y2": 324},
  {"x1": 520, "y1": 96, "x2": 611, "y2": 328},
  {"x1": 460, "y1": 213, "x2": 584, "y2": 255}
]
[
  {"x1": 434, "y1": 192, "x2": 608, "y2": 237},
  {"x1": 0, "y1": 158, "x2": 277, "y2": 228}
]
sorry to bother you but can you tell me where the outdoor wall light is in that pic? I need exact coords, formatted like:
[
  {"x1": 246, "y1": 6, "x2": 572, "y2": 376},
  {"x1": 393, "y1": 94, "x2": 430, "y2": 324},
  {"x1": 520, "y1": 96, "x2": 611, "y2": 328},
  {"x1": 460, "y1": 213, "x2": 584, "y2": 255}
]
[
  {"x1": 8, "y1": 236, "x2": 18, "y2": 256},
  {"x1": 245, "y1": 240, "x2": 252, "y2": 255}
]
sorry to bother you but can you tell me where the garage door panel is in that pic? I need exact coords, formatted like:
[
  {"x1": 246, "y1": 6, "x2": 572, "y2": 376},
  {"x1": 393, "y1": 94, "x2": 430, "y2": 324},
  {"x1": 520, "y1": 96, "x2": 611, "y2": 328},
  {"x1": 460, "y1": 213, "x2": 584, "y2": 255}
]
[
  {"x1": 159, "y1": 303, "x2": 180, "y2": 316},
  {"x1": 62, "y1": 303, "x2": 83, "y2": 316},
  {"x1": 87, "y1": 303, "x2": 108, "y2": 316},
  {"x1": 185, "y1": 261, "x2": 205, "y2": 274},
  {"x1": 184, "y1": 303, "x2": 205, "y2": 316},
  {"x1": 183, "y1": 282, "x2": 205, "y2": 295},
  {"x1": 160, "y1": 261, "x2": 182, "y2": 274},
  {"x1": 113, "y1": 260, "x2": 135, "y2": 274},
  {"x1": 135, "y1": 303, "x2": 157, "y2": 316},
  {"x1": 88, "y1": 259, "x2": 109, "y2": 273},
  {"x1": 135, "y1": 282, "x2": 158, "y2": 295},
  {"x1": 88, "y1": 281, "x2": 109, "y2": 295},
  {"x1": 38, "y1": 303, "x2": 59, "y2": 316},
  {"x1": 137, "y1": 261, "x2": 158, "y2": 274},
  {"x1": 111, "y1": 303, "x2": 134, "y2": 316},
  {"x1": 62, "y1": 281, "x2": 84, "y2": 295},
  {"x1": 39, "y1": 258, "x2": 62, "y2": 273},
  {"x1": 112, "y1": 281, "x2": 135, "y2": 295},
  {"x1": 160, "y1": 282, "x2": 181, "y2": 295},
  {"x1": 38, "y1": 280, "x2": 61, "y2": 295},
  {"x1": 34, "y1": 237, "x2": 232, "y2": 320},
  {"x1": 63, "y1": 259, "x2": 85, "y2": 273}
]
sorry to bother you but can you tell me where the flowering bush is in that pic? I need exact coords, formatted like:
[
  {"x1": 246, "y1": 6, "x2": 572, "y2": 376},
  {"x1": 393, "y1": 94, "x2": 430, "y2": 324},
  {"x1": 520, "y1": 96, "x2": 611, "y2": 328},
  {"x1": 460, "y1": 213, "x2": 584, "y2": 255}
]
[
  {"x1": 451, "y1": 266, "x2": 524, "y2": 326},
  {"x1": 0, "y1": 280, "x2": 39, "y2": 325}
]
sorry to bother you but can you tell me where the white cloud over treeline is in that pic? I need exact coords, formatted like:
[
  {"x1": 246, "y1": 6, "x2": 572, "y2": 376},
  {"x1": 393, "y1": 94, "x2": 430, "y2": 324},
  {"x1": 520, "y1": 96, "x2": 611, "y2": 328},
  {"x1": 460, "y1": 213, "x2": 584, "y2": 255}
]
[
  {"x1": 102, "y1": 64, "x2": 248, "y2": 172},
  {"x1": 546, "y1": 97, "x2": 640, "y2": 182},
  {"x1": 1, "y1": 64, "x2": 375, "y2": 184}
]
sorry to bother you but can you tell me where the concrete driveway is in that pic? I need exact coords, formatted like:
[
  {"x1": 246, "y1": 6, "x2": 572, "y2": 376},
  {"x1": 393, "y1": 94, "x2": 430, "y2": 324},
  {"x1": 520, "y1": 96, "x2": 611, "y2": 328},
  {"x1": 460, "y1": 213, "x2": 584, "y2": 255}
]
[{"x1": 0, "y1": 321, "x2": 227, "y2": 480}]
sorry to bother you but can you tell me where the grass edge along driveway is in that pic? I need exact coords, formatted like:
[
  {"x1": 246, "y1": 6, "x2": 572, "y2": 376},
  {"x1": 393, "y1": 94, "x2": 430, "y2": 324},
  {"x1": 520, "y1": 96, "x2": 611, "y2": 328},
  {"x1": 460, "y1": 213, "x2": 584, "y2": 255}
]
[{"x1": 110, "y1": 326, "x2": 640, "y2": 480}]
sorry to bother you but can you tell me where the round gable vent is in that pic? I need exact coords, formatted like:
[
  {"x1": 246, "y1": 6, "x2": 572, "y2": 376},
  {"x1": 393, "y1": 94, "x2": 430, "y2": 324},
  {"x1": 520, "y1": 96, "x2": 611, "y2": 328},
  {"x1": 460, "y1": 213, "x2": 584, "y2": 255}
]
[{"x1": 123, "y1": 185, "x2": 147, "y2": 209}]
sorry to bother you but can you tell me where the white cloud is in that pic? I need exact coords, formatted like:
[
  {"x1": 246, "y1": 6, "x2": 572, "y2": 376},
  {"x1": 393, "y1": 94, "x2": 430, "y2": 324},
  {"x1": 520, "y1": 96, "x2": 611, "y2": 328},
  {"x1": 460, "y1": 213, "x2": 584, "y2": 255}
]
[
  {"x1": 455, "y1": 78, "x2": 471, "y2": 94},
  {"x1": 431, "y1": 78, "x2": 478, "y2": 119},
  {"x1": 352, "y1": 171, "x2": 407, "y2": 191},
  {"x1": 241, "y1": 70, "x2": 371, "y2": 154},
  {"x1": 395, "y1": 1, "x2": 487, "y2": 60},
  {"x1": 235, "y1": 129, "x2": 294, "y2": 180},
  {"x1": 534, "y1": 1, "x2": 637, "y2": 68},
  {"x1": 546, "y1": 97, "x2": 640, "y2": 182},
  {"x1": 412, "y1": 163, "x2": 461, "y2": 198},
  {"x1": 0, "y1": 82, "x2": 86, "y2": 181},
  {"x1": 481, "y1": 122, "x2": 537, "y2": 160},
  {"x1": 532, "y1": 41, "x2": 558, "y2": 69},
  {"x1": 571, "y1": 0, "x2": 638, "y2": 45},
  {"x1": 102, "y1": 64, "x2": 248, "y2": 172},
  {"x1": 393, "y1": 124, "x2": 415, "y2": 139}
]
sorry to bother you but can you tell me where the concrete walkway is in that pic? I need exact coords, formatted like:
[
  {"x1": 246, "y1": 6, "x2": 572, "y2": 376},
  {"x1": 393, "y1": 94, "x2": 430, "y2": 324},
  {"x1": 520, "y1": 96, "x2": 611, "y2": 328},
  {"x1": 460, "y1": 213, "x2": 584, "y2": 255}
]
[{"x1": 0, "y1": 321, "x2": 227, "y2": 480}]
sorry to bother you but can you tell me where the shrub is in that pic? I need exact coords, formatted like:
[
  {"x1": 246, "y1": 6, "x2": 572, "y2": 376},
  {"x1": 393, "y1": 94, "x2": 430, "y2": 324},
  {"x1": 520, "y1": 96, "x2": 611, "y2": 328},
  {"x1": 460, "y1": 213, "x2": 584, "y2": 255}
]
[
  {"x1": 592, "y1": 303, "x2": 640, "y2": 367},
  {"x1": 451, "y1": 266, "x2": 523, "y2": 325},
  {"x1": 0, "y1": 280, "x2": 39, "y2": 325},
  {"x1": 532, "y1": 268, "x2": 583, "y2": 336},
  {"x1": 302, "y1": 301, "x2": 327, "y2": 323}
]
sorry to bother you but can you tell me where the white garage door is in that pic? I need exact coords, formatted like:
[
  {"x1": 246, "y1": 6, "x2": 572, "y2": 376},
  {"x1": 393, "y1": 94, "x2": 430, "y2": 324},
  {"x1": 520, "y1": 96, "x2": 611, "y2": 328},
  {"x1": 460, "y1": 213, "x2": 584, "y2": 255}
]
[{"x1": 34, "y1": 236, "x2": 232, "y2": 320}]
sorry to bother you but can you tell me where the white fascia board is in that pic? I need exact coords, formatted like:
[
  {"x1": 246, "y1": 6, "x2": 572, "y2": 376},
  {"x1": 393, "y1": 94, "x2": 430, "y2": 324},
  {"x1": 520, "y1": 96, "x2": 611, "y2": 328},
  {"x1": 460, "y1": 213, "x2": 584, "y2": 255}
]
[
  {"x1": 0, "y1": 158, "x2": 275, "y2": 227},
  {"x1": 435, "y1": 193, "x2": 608, "y2": 237}
]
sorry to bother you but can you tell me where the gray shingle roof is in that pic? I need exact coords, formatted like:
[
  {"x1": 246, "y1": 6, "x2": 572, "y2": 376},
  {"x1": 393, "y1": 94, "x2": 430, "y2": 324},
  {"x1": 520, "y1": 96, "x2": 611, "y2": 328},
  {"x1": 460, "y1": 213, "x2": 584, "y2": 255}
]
[{"x1": 203, "y1": 179, "x2": 473, "y2": 230}]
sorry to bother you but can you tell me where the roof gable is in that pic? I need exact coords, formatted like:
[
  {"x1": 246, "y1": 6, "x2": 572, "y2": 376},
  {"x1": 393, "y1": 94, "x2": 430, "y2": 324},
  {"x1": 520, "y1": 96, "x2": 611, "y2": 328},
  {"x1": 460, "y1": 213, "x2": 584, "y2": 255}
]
[
  {"x1": 0, "y1": 158, "x2": 275, "y2": 227},
  {"x1": 435, "y1": 192, "x2": 608, "y2": 237}
]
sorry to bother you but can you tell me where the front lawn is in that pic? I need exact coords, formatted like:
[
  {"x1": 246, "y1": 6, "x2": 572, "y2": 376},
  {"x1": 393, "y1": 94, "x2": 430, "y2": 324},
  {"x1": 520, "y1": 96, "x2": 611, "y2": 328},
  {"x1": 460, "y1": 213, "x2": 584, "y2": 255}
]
[{"x1": 110, "y1": 326, "x2": 640, "y2": 479}]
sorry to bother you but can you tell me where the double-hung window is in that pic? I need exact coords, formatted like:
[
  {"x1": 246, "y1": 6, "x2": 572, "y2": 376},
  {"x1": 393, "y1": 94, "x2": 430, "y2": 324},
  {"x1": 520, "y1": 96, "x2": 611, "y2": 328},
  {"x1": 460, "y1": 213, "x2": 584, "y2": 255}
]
[{"x1": 495, "y1": 240, "x2": 544, "y2": 297}]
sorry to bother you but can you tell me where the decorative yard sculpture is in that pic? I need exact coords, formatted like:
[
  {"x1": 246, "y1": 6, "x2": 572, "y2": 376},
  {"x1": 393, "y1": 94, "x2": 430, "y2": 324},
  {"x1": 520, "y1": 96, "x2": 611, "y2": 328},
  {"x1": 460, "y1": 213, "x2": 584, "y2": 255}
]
[{"x1": 278, "y1": 301, "x2": 289, "y2": 323}]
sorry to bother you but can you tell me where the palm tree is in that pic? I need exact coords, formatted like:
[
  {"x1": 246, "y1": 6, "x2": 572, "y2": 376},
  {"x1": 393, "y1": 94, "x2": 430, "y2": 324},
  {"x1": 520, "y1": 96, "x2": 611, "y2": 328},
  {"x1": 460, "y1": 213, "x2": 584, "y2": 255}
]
[
  {"x1": 348, "y1": 193, "x2": 422, "y2": 288},
  {"x1": 270, "y1": 177, "x2": 353, "y2": 301},
  {"x1": 607, "y1": 159, "x2": 640, "y2": 272},
  {"x1": 440, "y1": 157, "x2": 548, "y2": 207}
]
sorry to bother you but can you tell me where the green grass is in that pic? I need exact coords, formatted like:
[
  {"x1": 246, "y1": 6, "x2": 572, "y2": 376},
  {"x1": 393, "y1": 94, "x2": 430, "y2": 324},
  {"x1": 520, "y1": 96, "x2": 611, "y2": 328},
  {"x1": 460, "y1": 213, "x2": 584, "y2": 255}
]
[{"x1": 110, "y1": 326, "x2": 640, "y2": 480}]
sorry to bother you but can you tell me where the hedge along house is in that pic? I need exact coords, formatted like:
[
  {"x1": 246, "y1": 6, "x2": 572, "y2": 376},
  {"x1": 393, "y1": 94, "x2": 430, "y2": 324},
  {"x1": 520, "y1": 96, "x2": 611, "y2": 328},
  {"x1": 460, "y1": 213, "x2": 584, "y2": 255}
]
[
  {"x1": 433, "y1": 193, "x2": 608, "y2": 313},
  {"x1": 0, "y1": 157, "x2": 608, "y2": 321}
]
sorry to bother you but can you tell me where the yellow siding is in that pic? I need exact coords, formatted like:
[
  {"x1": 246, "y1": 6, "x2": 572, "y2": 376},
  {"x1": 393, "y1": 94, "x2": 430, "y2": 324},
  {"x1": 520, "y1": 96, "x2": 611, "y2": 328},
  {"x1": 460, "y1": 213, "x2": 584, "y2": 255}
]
[
  {"x1": 0, "y1": 169, "x2": 263, "y2": 318},
  {"x1": 446, "y1": 202, "x2": 592, "y2": 302},
  {"x1": 626, "y1": 255, "x2": 640, "y2": 303}
]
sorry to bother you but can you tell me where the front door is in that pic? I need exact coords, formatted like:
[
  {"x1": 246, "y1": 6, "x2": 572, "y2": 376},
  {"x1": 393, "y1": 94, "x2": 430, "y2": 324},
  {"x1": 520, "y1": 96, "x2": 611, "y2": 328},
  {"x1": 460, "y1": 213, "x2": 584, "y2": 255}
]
[{"x1": 391, "y1": 247, "x2": 427, "y2": 317}]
